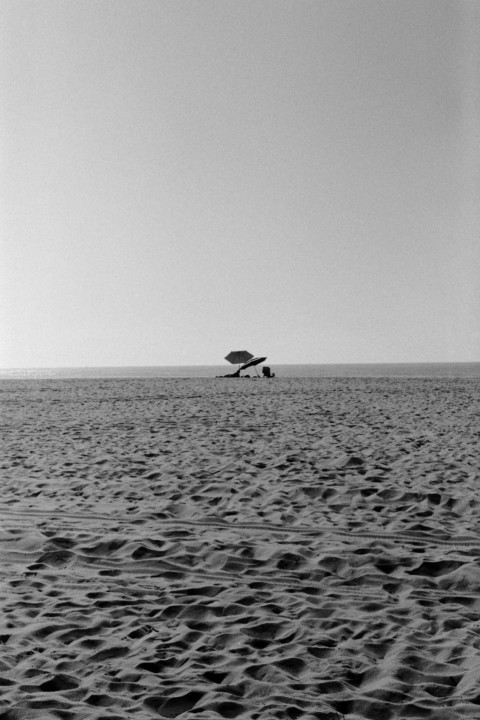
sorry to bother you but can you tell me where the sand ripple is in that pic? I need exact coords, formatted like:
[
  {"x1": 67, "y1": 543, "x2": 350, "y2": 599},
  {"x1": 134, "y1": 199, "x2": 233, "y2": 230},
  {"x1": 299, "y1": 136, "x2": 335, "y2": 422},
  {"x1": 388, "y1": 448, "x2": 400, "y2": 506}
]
[{"x1": 1, "y1": 377, "x2": 479, "y2": 719}]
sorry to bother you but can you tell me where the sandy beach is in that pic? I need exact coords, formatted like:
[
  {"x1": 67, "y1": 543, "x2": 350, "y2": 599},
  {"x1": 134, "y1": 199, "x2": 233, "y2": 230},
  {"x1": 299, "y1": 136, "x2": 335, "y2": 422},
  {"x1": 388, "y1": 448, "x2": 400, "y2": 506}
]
[{"x1": 1, "y1": 376, "x2": 479, "y2": 719}]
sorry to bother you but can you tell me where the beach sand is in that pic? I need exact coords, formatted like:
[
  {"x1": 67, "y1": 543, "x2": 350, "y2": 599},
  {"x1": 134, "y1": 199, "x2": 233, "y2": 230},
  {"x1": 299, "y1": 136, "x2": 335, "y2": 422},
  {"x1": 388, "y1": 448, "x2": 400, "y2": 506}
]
[{"x1": 1, "y1": 376, "x2": 479, "y2": 719}]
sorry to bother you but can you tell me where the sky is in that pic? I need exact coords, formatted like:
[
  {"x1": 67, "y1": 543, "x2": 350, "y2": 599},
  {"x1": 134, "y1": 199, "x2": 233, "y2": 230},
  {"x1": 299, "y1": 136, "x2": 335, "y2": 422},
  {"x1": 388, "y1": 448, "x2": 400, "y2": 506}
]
[{"x1": 1, "y1": 0, "x2": 479, "y2": 367}]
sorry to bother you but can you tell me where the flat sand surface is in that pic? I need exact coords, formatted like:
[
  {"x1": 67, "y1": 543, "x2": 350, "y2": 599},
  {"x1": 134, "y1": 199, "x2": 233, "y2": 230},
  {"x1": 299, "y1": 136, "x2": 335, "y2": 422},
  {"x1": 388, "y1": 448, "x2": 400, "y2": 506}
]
[{"x1": 1, "y1": 377, "x2": 479, "y2": 720}]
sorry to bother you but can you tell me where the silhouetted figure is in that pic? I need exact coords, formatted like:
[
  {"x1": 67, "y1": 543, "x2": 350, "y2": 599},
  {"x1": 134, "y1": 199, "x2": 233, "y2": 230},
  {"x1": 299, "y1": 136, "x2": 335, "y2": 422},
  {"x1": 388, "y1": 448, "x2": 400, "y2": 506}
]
[
  {"x1": 225, "y1": 368, "x2": 241, "y2": 377},
  {"x1": 262, "y1": 366, "x2": 275, "y2": 378}
]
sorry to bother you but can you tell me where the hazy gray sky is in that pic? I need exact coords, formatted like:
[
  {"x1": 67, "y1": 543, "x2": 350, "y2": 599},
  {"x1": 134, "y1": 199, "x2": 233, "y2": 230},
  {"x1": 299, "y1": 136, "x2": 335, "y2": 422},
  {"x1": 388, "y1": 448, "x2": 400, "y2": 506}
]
[{"x1": 2, "y1": 0, "x2": 479, "y2": 367}]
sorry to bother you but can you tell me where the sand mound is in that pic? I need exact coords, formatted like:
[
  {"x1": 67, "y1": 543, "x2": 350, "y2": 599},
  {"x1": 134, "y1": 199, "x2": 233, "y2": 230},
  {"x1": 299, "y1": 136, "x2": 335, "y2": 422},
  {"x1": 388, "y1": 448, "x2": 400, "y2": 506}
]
[{"x1": 0, "y1": 376, "x2": 479, "y2": 719}]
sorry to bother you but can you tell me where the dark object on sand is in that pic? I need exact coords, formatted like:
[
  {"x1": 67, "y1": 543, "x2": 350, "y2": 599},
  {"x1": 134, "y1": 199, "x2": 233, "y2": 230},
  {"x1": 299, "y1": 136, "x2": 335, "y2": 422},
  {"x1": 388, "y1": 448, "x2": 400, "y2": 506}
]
[
  {"x1": 262, "y1": 366, "x2": 275, "y2": 378},
  {"x1": 216, "y1": 368, "x2": 242, "y2": 378},
  {"x1": 217, "y1": 352, "x2": 270, "y2": 378}
]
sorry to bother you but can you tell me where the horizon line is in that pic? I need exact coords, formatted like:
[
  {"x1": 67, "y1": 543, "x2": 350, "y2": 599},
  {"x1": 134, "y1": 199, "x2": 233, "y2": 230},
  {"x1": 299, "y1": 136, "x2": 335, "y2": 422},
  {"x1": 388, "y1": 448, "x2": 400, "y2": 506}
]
[{"x1": 2, "y1": 360, "x2": 479, "y2": 371}]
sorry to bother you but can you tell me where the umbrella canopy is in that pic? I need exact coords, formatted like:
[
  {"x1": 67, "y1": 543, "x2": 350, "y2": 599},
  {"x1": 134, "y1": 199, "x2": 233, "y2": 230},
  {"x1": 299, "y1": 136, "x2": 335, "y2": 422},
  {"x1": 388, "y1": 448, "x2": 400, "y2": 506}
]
[
  {"x1": 225, "y1": 350, "x2": 253, "y2": 365},
  {"x1": 240, "y1": 356, "x2": 267, "y2": 371}
]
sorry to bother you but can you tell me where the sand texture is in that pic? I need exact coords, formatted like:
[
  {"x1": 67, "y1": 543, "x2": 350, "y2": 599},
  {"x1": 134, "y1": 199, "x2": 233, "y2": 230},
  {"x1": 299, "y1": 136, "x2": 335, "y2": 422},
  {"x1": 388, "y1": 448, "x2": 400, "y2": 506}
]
[{"x1": 1, "y1": 376, "x2": 480, "y2": 720}]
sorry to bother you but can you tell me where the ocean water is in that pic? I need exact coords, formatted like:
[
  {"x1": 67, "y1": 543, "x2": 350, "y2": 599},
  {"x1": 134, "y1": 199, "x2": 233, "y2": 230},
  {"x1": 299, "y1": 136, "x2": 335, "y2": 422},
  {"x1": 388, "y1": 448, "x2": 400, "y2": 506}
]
[{"x1": 1, "y1": 362, "x2": 479, "y2": 380}]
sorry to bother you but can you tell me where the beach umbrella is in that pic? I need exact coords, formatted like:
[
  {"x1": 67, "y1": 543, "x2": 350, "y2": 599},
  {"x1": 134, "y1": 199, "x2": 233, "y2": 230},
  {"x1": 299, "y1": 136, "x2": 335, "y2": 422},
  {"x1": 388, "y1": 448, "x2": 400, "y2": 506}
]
[
  {"x1": 240, "y1": 356, "x2": 267, "y2": 376},
  {"x1": 225, "y1": 350, "x2": 253, "y2": 366}
]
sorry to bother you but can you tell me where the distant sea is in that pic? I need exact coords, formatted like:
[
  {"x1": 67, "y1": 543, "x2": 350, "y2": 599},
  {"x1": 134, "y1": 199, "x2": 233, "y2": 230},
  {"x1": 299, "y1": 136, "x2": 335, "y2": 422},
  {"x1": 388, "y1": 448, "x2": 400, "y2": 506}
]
[{"x1": 1, "y1": 363, "x2": 479, "y2": 380}]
